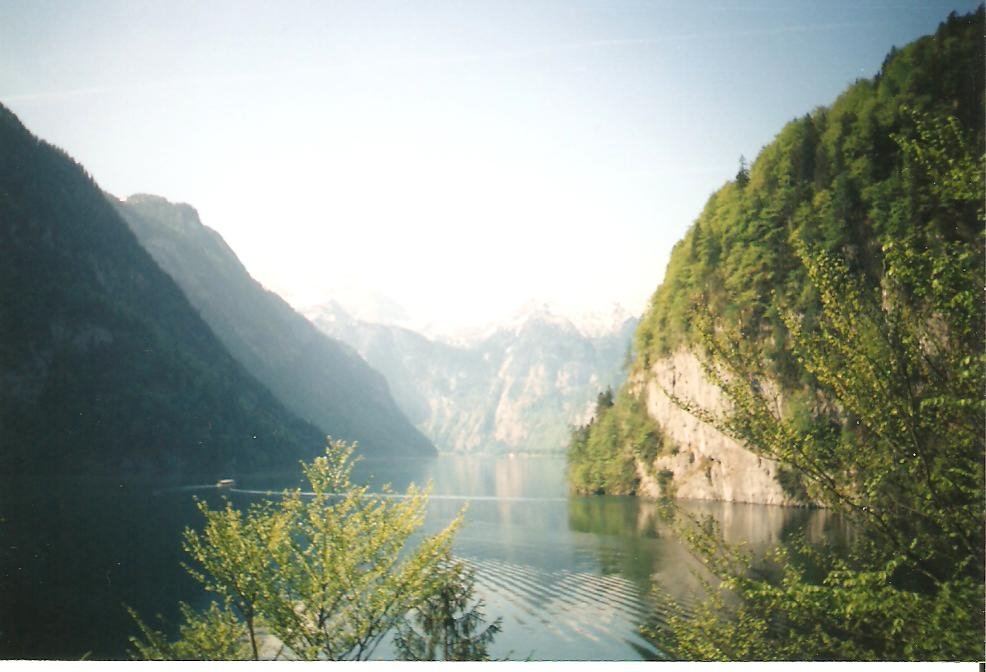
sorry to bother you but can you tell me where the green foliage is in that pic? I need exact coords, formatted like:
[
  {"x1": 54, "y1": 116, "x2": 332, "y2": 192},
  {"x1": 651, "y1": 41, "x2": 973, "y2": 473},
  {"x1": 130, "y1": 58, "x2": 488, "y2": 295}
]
[
  {"x1": 642, "y1": 13, "x2": 985, "y2": 658},
  {"x1": 735, "y1": 155, "x2": 750, "y2": 189},
  {"x1": 652, "y1": 232, "x2": 985, "y2": 659},
  {"x1": 655, "y1": 469, "x2": 675, "y2": 499},
  {"x1": 129, "y1": 439, "x2": 498, "y2": 660},
  {"x1": 127, "y1": 600, "x2": 251, "y2": 661},
  {"x1": 557, "y1": 10, "x2": 986, "y2": 660},
  {"x1": 774, "y1": 465, "x2": 809, "y2": 504},
  {"x1": 649, "y1": 515, "x2": 983, "y2": 660},
  {"x1": 394, "y1": 557, "x2": 502, "y2": 661},
  {"x1": 632, "y1": 9, "x2": 984, "y2": 376},
  {"x1": 568, "y1": 387, "x2": 664, "y2": 495}
]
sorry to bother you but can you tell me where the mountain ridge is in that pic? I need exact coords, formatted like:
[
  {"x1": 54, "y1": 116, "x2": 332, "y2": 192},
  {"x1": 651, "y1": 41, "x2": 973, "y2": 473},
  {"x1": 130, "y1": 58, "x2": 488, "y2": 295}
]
[
  {"x1": 0, "y1": 104, "x2": 324, "y2": 475},
  {"x1": 114, "y1": 193, "x2": 436, "y2": 457},
  {"x1": 302, "y1": 297, "x2": 636, "y2": 346}
]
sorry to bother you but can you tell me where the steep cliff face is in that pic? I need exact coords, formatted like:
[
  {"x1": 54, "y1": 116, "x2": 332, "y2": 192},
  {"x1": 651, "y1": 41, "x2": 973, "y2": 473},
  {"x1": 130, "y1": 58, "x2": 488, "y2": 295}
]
[{"x1": 631, "y1": 349, "x2": 791, "y2": 505}]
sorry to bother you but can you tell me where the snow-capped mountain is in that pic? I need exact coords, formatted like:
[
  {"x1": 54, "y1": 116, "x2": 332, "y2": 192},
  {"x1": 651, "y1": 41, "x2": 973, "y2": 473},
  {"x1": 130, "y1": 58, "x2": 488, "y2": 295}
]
[{"x1": 304, "y1": 300, "x2": 638, "y2": 454}]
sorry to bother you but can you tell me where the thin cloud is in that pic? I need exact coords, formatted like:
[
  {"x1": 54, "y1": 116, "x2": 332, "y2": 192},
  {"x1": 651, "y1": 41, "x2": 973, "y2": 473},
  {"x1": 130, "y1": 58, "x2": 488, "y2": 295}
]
[
  {"x1": 407, "y1": 19, "x2": 881, "y2": 64},
  {"x1": 0, "y1": 19, "x2": 880, "y2": 105}
]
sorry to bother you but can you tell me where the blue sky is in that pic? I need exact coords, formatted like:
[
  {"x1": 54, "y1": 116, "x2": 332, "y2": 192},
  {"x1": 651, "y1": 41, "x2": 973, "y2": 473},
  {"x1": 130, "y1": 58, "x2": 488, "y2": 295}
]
[{"x1": 2, "y1": 1, "x2": 980, "y2": 333}]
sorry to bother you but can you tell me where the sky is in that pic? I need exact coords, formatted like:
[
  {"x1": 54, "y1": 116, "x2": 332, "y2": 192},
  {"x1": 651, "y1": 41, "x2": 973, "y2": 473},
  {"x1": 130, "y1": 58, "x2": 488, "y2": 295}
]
[{"x1": 1, "y1": 1, "x2": 980, "y2": 335}]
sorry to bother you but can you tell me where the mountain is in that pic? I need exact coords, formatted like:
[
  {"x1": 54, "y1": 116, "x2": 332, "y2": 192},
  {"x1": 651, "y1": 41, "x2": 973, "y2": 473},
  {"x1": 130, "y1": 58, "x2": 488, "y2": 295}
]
[
  {"x1": 568, "y1": 10, "x2": 984, "y2": 503},
  {"x1": 0, "y1": 104, "x2": 323, "y2": 475},
  {"x1": 313, "y1": 286, "x2": 416, "y2": 328},
  {"x1": 567, "y1": 304, "x2": 636, "y2": 339},
  {"x1": 113, "y1": 195, "x2": 435, "y2": 457},
  {"x1": 306, "y1": 301, "x2": 637, "y2": 454}
]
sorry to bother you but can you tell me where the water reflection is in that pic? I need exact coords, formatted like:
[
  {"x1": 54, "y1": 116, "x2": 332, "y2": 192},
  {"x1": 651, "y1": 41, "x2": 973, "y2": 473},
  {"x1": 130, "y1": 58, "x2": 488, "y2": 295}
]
[
  {"x1": 0, "y1": 454, "x2": 843, "y2": 661},
  {"x1": 566, "y1": 493, "x2": 847, "y2": 634},
  {"x1": 674, "y1": 500, "x2": 844, "y2": 547}
]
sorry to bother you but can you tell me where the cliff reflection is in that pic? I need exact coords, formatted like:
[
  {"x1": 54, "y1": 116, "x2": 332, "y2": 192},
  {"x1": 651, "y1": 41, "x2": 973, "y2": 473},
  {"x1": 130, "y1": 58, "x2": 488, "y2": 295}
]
[{"x1": 567, "y1": 496, "x2": 848, "y2": 613}]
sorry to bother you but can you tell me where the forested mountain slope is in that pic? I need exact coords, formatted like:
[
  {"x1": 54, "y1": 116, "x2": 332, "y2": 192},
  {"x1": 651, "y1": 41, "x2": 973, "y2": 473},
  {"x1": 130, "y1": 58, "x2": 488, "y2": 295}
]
[
  {"x1": 569, "y1": 10, "x2": 984, "y2": 503},
  {"x1": 115, "y1": 195, "x2": 435, "y2": 457},
  {"x1": 0, "y1": 104, "x2": 323, "y2": 475}
]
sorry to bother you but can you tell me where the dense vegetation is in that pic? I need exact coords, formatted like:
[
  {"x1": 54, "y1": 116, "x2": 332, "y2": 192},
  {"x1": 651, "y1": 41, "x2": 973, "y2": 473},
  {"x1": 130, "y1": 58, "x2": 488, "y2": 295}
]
[
  {"x1": 568, "y1": 388, "x2": 664, "y2": 495},
  {"x1": 129, "y1": 440, "x2": 500, "y2": 661},
  {"x1": 651, "y1": 223, "x2": 983, "y2": 659},
  {"x1": 633, "y1": 9, "x2": 982, "y2": 376},
  {"x1": 115, "y1": 195, "x2": 435, "y2": 457},
  {"x1": 0, "y1": 104, "x2": 322, "y2": 474},
  {"x1": 568, "y1": 9, "x2": 984, "y2": 660}
]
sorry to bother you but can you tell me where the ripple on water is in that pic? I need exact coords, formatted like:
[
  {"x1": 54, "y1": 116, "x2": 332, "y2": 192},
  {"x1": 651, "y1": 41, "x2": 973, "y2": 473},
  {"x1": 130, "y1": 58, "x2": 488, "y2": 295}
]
[{"x1": 463, "y1": 556, "x2": 661, "y2": 660}]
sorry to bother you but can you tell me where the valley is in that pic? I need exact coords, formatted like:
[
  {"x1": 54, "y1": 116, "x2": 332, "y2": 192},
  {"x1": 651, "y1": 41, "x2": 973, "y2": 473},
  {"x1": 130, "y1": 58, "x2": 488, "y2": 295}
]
[{"x1": 0, "y1": 4, "x2": 982, "y2": 662}]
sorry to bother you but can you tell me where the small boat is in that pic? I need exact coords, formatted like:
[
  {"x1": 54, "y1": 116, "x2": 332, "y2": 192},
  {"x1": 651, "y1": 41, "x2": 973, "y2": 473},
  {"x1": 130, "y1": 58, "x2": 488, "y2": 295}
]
[{"x1": 216, "y1": 479, "x2": 236, "y2": 489}]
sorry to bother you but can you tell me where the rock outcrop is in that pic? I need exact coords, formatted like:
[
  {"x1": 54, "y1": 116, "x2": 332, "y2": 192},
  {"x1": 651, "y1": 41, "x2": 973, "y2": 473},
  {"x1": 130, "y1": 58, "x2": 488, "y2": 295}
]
[
  {"x1": 631, "y1": 348, "x2": 792, "y2": 505},
  {"x1": 569, "y1": 10, "x2": 985, "y2": 506}
]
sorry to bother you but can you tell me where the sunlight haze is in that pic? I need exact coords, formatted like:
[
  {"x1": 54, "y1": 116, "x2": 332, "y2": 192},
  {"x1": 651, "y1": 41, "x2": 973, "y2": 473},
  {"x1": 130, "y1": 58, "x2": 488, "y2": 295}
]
[{"x1": 2, "y1": 0, "x2": 978, "y2": 335}]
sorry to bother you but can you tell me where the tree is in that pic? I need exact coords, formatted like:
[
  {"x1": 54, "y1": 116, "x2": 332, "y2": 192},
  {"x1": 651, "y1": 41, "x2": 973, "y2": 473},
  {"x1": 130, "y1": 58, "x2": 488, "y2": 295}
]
[
  {"x1": 569, "y1": 385, "x2": 665, "y2": 496},
  {"x1": 129, "y1": 439, "x2": 498, "y2": 660},
  {"x1": 735, "y1": 155, "x2": 750, "y2": 188},
  {"x1": 595, "y1": 387, "x2": 615, "y2": 414},
  {"x1": 128, "y1": 599, "x2": 251, "y2": 661},
  {"x1": 645, "y1": 110, "x2": 984, "y2": 660},
  {"x1": 394, "y1": 556, "x2": 502, "y2": 661}
]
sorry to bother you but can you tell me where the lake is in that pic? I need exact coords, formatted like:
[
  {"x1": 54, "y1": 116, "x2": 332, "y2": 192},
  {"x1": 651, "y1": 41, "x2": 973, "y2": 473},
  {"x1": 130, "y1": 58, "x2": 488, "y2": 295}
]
[{"x1": 0, "y1": 454, "x2": 839, "y2": 660}]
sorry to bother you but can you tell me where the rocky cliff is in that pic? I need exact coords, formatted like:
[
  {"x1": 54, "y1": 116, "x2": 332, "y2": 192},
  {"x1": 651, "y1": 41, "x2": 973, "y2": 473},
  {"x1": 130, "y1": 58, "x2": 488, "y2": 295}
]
[{"x1": 631, "y1": 349, "x2": 791, "y2": 505}]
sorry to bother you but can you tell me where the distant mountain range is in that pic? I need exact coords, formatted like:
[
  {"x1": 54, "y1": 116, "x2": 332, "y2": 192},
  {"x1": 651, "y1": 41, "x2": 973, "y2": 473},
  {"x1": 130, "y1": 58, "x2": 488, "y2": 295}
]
[
  {"x1": 0, "y1": 98, "x2": 631, "y2": 469},
  {"x1": 0, "y1": 104, "x2": 323, "y2": 475},
  {"x1": 306, "y1": 300, "x2": 637, "y2": 454},
  {"x1": 113, "y1": 194, "x2": 435, "y2": 457}
]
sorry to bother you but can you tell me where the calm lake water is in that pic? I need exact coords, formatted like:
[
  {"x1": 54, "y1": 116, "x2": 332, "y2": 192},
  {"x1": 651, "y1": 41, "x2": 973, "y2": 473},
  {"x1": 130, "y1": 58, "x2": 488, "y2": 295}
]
[{"x1": 0, "y1": 454, "x2": 839, "y2": 660}]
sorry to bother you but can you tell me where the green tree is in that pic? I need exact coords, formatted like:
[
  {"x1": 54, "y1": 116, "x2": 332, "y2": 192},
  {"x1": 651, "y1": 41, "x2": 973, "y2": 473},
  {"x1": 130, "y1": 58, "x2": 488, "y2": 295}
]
[
  {"x1": 563, "y1": 11, "x2": 984, "y2": 659},
  {"x1": 595, "y1": 387, "x2": 615, "y2": 414},
  {"x1": 130, "y1": 439, "x2": 497, "y2": 660},
  {"x1": 128, "y1": 599, "x2": 251, "y2": 661},
  {"x1": 735, "y1": 155, "x2": 750, "y2": 188},
  {"x1": 568, "y1": 387, "x2": 664, "y2": 495}
]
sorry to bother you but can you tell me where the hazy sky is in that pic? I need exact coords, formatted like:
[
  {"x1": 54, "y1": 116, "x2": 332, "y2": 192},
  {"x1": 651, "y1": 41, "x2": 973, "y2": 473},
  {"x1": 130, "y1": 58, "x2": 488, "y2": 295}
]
[{"x1": 2, "y1": 1, "x2": 979, "y2": 333}]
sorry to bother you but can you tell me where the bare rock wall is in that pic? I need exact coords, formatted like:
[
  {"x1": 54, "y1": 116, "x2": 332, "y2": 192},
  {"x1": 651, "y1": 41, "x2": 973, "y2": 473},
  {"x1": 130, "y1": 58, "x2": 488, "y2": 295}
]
[{"x1": 632, "y1": 348, "x2": 795, "y2": 506}]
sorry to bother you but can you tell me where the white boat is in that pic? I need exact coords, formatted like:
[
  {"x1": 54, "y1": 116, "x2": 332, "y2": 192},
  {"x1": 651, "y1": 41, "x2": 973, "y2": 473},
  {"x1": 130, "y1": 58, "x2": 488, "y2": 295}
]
[{"x1": 216, "y1": 478, "x2": 236, "y2": 489}]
